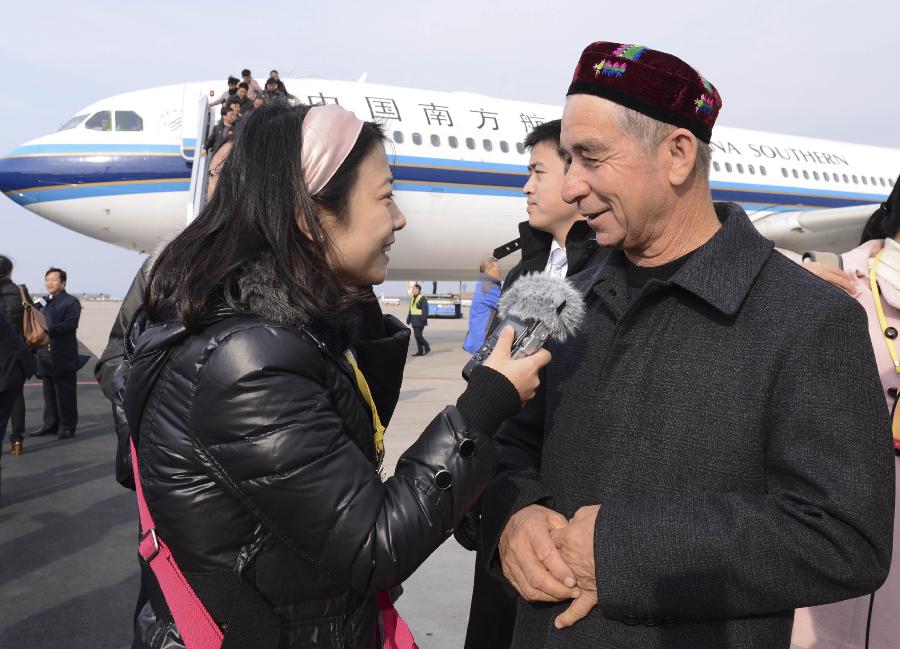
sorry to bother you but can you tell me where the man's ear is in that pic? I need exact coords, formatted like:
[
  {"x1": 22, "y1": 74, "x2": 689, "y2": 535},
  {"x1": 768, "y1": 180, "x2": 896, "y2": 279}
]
[{"x1": 666, "y1": 129, "x2": 698, "y2": 187}]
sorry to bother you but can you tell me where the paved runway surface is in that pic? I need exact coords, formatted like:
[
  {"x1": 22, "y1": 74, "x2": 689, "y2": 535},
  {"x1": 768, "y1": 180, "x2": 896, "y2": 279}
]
[{"x1": 0, "y1": 303, "x2": 477, "y2": 649}]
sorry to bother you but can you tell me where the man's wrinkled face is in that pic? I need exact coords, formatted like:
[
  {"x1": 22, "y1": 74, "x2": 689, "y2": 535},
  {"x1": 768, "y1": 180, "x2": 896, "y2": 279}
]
[{"x1": 559, "y1": 95, "x2": 669, "y2": 252}]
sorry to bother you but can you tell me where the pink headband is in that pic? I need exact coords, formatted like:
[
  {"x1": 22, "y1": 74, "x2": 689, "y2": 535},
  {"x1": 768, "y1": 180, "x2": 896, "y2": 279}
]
[{"x1": 301, "y1": 104, "x2": 365, "y2": 196}]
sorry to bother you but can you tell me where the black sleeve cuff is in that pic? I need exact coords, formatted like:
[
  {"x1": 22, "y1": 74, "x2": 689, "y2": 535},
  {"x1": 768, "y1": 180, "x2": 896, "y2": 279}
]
[{"x1": 456, "y1": 365, "x2": 521, "y2": 436}]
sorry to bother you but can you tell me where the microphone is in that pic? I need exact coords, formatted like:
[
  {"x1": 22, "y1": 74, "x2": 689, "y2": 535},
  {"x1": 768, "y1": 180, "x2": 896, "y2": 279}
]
[{"x1": 462, "y1": 273, "x2": 585, "y2": 380}]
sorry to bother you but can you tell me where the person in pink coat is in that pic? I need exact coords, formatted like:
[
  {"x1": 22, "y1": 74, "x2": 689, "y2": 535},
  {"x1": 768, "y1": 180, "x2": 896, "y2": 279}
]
[{"x1": 794, "y1": 194, "x2": 900, "y2": 649}]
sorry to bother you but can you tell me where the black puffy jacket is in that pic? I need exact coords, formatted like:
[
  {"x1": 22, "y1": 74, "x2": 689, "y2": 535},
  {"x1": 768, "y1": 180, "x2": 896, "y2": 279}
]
[
  {"x1": 0, "y1": 278, "x2": 32, "y2": 335},
  {"x1": 123, "y1": 262, "x2": 520, "y2": 649}
]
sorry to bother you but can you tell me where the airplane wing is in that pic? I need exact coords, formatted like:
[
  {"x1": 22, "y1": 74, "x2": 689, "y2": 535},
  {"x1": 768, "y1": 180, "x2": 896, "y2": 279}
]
[{"x1": 749, "y1": 204, "x2": 880, "y2": 254}]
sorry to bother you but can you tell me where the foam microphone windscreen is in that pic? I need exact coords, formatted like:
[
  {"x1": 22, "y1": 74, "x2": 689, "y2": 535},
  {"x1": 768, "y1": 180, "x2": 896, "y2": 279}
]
[{"x1": 497, "y1": 273, "x2": 585, "y2": 342}]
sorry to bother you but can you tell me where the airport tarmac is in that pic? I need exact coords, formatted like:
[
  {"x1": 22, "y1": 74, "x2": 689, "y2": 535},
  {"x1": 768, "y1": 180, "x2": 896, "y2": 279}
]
[{"x1": 0, "y1": 301, "x2": 478, "y2": 649}]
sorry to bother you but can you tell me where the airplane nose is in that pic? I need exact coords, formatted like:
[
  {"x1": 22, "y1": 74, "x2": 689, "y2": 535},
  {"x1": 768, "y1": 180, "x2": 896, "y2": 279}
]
[
  {"x1": 0, "y1": 144, "x2": 81, "y2": 207},
  {"x1": 0, "y1": 148, "x2": 41, "y2": 206},
  {"x1": 0, "y1": 154, "x2": 19, "y2": 200}
]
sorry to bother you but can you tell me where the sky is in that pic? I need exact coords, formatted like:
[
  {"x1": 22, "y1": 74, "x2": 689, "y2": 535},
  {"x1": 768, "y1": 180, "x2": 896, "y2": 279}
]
[{"x1": 1, "y1": 0, "x2": 899, "y2": 296}]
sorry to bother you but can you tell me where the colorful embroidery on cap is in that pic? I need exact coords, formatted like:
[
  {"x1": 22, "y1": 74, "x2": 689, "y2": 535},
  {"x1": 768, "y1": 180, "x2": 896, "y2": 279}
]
[
  {"x1": 694, "y1": 94, "x2": 715, "y2": 115},
  {"x1": 612, "y1": 44, "x2": 646, "y2": 61},
  {"x1": 594, "y1": 59, "x2": 627, "y2": 78}
]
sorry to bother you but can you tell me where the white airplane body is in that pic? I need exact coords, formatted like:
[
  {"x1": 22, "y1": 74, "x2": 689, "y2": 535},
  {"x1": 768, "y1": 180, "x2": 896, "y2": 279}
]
[{"x1": 2, "y1": 79, "x2": 899, "y2": 280}]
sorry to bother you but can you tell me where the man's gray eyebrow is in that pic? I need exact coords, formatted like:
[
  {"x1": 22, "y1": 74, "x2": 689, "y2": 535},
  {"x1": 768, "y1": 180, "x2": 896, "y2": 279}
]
[{"x1": 571, "y1": 139, "x2": 609, "y2": 154}]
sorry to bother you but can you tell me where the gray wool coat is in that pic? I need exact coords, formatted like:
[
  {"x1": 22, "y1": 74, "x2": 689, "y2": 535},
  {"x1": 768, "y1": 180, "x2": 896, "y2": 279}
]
[{"x1": 480, "y1": 202, "x2": 896, "y2": 649}]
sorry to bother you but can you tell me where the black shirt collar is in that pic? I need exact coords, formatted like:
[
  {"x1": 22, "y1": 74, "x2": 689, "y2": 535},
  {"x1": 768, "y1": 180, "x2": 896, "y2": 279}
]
[
  {"x1": 624, "y1": 250, "x2": 696, "y2": 292},
  {"x1": 589, "y1": 203, "x2": 773, "y2": 316}
]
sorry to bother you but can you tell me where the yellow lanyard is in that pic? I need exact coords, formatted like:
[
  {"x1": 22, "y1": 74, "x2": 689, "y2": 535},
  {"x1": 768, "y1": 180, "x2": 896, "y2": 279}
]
[
  {"x1": 869, "y1": 249, "x2": 900, "y2": 374},
  {"x1": 343, "y1": 350, "x2": 386, "y2": 467}
]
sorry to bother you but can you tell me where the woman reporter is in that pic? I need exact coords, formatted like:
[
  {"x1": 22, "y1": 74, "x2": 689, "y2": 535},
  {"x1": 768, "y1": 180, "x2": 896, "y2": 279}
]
[{"x1": 125, "y1": 102, "x2": 549, "y2": 649}]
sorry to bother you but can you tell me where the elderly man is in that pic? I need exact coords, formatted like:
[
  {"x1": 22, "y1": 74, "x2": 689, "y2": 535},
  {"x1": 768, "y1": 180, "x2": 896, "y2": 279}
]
[
  {"x1": 464, "y1": 257, "x2": 502, "y2": 354},
  {"x1": 480, "y1": 41, "x2": 895, "y2": 649}
]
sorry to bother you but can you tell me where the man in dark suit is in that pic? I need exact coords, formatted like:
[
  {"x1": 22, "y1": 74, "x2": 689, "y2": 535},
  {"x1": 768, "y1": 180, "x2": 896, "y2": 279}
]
[
  {"x1": 31, "y1": 267, "x2": 82, "y2": 440},
  {"x1": 462, "y1": 119, "x2": 609, "y2": 649},
  {"x1": 480, "y1": 41, "x2": 895, "y2": 649}
]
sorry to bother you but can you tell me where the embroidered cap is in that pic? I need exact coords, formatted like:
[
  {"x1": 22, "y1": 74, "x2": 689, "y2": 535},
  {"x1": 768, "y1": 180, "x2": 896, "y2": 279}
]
[{"x1": 567, "y1": 41, "x2": 722, "y2": 143}]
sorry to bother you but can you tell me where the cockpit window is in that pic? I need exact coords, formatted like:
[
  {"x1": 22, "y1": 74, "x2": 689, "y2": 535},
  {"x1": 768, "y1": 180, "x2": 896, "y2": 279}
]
[
  {"x1": 115, "y1": 111, "x2": 143, "y2": 132},
  {"x1": 57, "y1": 114, "x2": 88, "y2": 131},
  {"x1": 85, "y1": 111, "x2": 112, "y2": 131}
]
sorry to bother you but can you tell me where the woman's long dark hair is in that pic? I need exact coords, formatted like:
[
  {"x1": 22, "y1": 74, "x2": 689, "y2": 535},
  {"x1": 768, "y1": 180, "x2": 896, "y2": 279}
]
[{"x1": 145, "y1": 102, "x2": 385, "y2": 331}]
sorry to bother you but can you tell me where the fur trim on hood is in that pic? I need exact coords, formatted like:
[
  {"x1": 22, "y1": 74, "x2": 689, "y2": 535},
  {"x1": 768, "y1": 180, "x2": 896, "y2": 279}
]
[{"x1": 235, "y1": 257, "x2": 310, "y2": 327}]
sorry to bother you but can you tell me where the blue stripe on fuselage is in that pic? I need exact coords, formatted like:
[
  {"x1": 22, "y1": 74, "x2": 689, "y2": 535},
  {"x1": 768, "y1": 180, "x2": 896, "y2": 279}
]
[
  {"x1": 393, "y1": 165, "x2": 526, "y2": 190},
  {"x1": 0, "y1": 153, "x2": 192, "y2": 193},
  {"x1": 8, "y1": 181, "x2": 191, "y2": 205},
  {"x1": 391, "y1": 154, "x2": 528, "y2": 173}
]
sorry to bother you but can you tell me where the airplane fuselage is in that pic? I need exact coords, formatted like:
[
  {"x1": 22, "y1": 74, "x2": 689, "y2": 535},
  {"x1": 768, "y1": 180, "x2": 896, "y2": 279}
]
[{"x1": 2, "y1": 79, "x2": 899, "y2": 279}]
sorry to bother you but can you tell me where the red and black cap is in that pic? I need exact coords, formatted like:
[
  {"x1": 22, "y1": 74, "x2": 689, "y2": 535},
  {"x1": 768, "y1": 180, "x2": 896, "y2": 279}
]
[{"x1": 567, "y1": 42, "x2": 722, "y2": 143}]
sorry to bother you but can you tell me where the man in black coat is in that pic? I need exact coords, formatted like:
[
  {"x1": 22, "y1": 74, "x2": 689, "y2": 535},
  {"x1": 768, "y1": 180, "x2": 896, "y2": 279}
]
[
  {"x1": 480, "y1": 41, "x2": 895, "y2": 649},
  {"x1": 96, "y1": 259, "x2": 149, "y2": 490},
  {"x1": 32, "y1": 267, "x2": 82, "y2": 440},
  {"x1": 462, "y1": 119, "x2": 609, "y2": 649},
  {"x1": 0, "y1": 255, "x2": 34, "y2": 454},
  {"x1": 0, "y1": 308, "x2": 31, "y2": 495}
]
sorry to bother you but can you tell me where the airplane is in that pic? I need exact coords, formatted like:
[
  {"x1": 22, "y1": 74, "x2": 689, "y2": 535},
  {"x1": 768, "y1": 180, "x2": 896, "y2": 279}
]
[{"x1": 1, "y1": 77, "x2": 899, "y2": 280}]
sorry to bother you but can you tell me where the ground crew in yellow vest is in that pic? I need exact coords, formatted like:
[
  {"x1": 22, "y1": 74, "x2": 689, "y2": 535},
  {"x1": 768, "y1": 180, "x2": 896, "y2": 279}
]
[{"x1": 406, "y1": 283, "x2": 430, "y2": 356}]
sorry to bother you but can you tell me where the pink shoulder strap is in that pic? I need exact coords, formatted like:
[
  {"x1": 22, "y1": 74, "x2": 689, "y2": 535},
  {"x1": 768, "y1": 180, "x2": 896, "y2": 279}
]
[
  {"x1": 376, "y1": 591, "x2": 420, "y2": 649},
  {"x1": 130, "y1": 438, "x2": 224, "y2": 649}
]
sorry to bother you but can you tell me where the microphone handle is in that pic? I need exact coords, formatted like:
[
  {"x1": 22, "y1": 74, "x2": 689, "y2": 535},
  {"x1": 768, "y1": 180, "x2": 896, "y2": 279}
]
[
  {"x1": 510, "y1": 322, "x2": 551, "y2": 359},
  {"x1": 462, "y1": 315, "x2": 536, "y2": 381}
]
